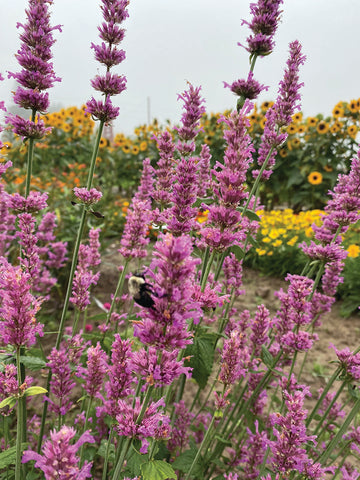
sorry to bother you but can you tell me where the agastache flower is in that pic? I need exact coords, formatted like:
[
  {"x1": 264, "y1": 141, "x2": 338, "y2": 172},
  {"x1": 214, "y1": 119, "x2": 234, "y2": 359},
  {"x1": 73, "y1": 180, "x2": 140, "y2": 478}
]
[
  {"x1": 6, "y1": 0, "x2": 61, "y2": 138},
  {"x1": 198, "y1": 102, "x2": 254, "y2": 252},
  {"x1": 104, "y1": 335, "x2": 135, "y2": 417},
  {"x1": 133, "y1": 233, "x2": 202, "y2": 350},
  {"x1": 254, "y1": 40, "x2": 306, "y2": 179},
  {"x1": 45, "y1": 347, "x2": 76, "y2": 416},
  {"x1": 73, "y1": 187, "x2": 102, "y2": 205},
  {"x1": 152, "y1": 130, "x2": 176, "y2": 207},
  {"x1": 22, "y1": 426, "x2": 94, "y2": 479},
  {"x1": 84, "y1": 343, "x2": 108, "y2": 398},
  {"x1": 70, "y1": 228, "x2": 101, "y2": 311},
  {"x1": 130, "y1": 346, "x2": 192, "y2": 388},
  {"x1": 240, "y1": 0, "x2": 283, "y2": 57},
  {"x1": 9, "y1": 191, "x2": 48, "y2": 213},
  {"x1": 86, "y1": 0, "x2": 129, "y2": 123},
  {"x1": 174, "y1": 83, "x2": 206, "y2": 154},
  {"x1": 115, "y1": 397, "x2": 171, "y2": 454},
  {"x1": 224, "y1": 71, "x2": 268, "y2": 101},
  {"x1": 0, "y1": 258, "x2": 43, "y2": 348},
  {"x1": 219, "y1": 329, "x2": 248, "y2": 386},
  {"x1": 269, "y1": 386, "x2": 324, "y2": 477}
]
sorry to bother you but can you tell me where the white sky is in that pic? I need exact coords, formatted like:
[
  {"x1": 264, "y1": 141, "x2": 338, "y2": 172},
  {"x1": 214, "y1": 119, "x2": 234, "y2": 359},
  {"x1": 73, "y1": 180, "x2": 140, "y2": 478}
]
[{"x1": 1, "y1": 0, "x2": 359, "y2": 135}]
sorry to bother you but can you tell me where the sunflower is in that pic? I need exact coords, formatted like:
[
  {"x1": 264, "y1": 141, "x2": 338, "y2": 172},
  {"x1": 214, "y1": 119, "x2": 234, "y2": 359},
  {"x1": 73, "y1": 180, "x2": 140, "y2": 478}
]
[
  {"x1": 316, "y1": 121, "x2": 329, "y2": 134},
  {"x1": 132, "y1": 145, "x2": 140, "y2": 155},
  {"x1": 260, "y1": 101, "x2": 274, "y2": 111},
  {"x1": 348, "y1": 100, "x2": 358, "y2": 114},
  {"x1": 292, "y1": 112, "x2": 303, "y2": 123},
  {"x1": 122, "y1": 145, "x2": 131, "y2": 154},
  {"x1": 324, "y1": 165, "x2": 333, "y2": 172},
  {"x1": 291, "y1": 138, "x2": 301, "y2": 149},
  {"x1": 297, "y1": 124, "x2": 307, "y2": 134},
  {"x1": 307, "y1": 117, "x2": 318, "y2": 127},
  {"x1": 330, "y1": 124, "x2": 340, "y2": 134},
  {"x1": 279, "y1": 148, "x2": 287, "y2": 158},
  {"x1": 287, "y1": 124, "x2": 297, "y2": 135},
  {"x1": 332, "y1": 106, "x2": 344, "y2": 118},
  {"x1": 347, "y1": 124, "x2": 358, "y2": 138},
  {"x1": 140, "y1": 141, "x2": 148, "y2": 151},
  {"x1": 99, "y1": 137, "x2": 108, "y2": 148},
  {"x1": 307, "y1": 171, "x2": 323, "y2": 185}
]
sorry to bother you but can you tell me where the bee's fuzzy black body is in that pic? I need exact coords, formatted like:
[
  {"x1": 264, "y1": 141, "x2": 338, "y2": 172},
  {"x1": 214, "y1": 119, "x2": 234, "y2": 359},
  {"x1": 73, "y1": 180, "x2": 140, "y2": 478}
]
[{"x1": 128, "y1": 274, "x2": 156, "y2": 308}]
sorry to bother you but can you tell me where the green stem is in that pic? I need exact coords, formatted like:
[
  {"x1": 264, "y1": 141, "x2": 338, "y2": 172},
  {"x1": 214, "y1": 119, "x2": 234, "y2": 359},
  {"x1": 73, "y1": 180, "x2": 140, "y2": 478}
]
[
  {"x1": 201, "y1": 249, "x2": 216, "y2": 292},
  {"x1": 184, "y1": 415, "x2": 216, "y2": 480},
  {"x1": 38, "y1": 120, "x2": 105, "y2": 453},
  {"x1": 80, "y1": 397, "x2": 93, "y2": 466},
  {"x1": 318, "y1": 396, "x2": 360, "y2": 464},
  {"x1": 306, "y1": 366, "x2": 341, "y2": 427},
  {"x1": 111, "y1": 437, "x2": 131, "y2": 480},
  {"x1": 24, "y1": 109, "x2": 36, "y2": 198},
  {"x1": 103, "y1": 258, "x2": 130, "y2": 332},
  {"x1": 242, "y1": 145, "x2": 275, "y2": 214},
  {"x1": 312, "y1": 382, "x2": 345, "y2": 438},
  {"x1": 15, "y1": 348, "x2": 24, "y2": 480},
  {"x1": 102, "y1": 426, "x2": 114, "y2": 480}
]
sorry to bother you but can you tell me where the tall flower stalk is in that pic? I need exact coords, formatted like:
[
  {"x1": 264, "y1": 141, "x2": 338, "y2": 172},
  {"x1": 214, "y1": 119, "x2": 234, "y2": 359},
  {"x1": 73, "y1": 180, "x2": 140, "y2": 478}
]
[{"x1": 38, "y1": 0, "x2": 129, "y2": 452}]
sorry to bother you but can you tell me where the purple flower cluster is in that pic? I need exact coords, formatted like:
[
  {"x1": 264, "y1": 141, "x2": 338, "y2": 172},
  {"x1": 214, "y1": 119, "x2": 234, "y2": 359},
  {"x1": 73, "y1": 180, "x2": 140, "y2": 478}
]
[
  {"x1": 152, "y1": 130, "x2": 176, "y2": 208},
  {"x1": 6, "y1": 0, "x2": 61, "y2": 138},
  {"x1": 70, "y1": 228, "x2": 101, "y2": 311},
  {"x1": 103, "y1": 335, "x2": 135, "y2": 417},
  {"x1": 84, "y1": 342, "x2": 108, "y2": 398},
  {"x1": 115, "y1": 397, "x2": 171, "y2": 454},
  {"x1": 73, "y1": 187, "x2": 102, "y2": 205},
  {"x1": 331, "y1": 345, "x2": 360, "y2": 382},
  {"x1": 198, "y1": 102, "x2": 254, "y2": 252},
  {"x1": 22, "y1": 426, "x2": 94, "y2": 479},
  {"x1": 219, "y1": 329, "x2": 248, "y2": 386},
  {"x1": 133, "y1": 233, "x2": 202, "y2": 350},
  {"x1": 269, "y1": 386, "x2": 326, "y2": 478},
  {"x1": 86, "y1": 0, "x2": 129, "y2": 123},
  {"x1": 240, "y1": 0, "x2": 283, "y2": 57},
  {"x1": 0, "y1": 163, "x2": 16, "y2": 257},
  {"x1": 224, "y1": 71, "x2": 268, "y2": 104},
  {"x1": 45, "y1": 347, "x2": 76, "y2": 416},
  {"x1": 175, "y1": 83, "x2": 206, "y2": 155},
  {"x1": 131, "y1": 346, "x2": 192, "y2": 388},
  {"x1": 273, "y1": 274, "x2": 317, "y2": 354},
  {"x1": 119, "y1": 198, "x2": 153, "y2": 259},
  {"x1": 254, "y1": 40, "x2": 306, "y2": 179},
  {"x1": 0, "y1": 257, "x2": 43, "y2": 348}
]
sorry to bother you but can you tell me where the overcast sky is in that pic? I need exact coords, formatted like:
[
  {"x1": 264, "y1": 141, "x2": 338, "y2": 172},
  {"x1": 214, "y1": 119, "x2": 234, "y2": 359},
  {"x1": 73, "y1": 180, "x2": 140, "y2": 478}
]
[{"x1": 1, "y1": 0, "x2": 359, "y2": 134}]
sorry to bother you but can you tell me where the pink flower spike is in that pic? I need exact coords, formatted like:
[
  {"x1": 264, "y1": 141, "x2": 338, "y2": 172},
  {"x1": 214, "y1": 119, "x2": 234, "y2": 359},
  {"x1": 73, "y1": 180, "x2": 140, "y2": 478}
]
[{"x1": 73, "y1": 187, "x2": 102, "y2": 205}]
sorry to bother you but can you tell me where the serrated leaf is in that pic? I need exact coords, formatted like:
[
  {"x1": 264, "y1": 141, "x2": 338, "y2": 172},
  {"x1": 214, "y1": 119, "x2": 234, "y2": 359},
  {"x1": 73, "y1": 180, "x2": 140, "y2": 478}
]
[
  {"x1": 0, "y1": 443, "x2": 27, "y2": 469},
  {"x1": 141, "y1": 460, "x2": 176, "y2": 480},
  {"x1": 185, "y1": 335, "x2": 215, "y2": 389},
  {"x1": 97, "y1": 440, "x2": 115, "y2": 462},
  {"x1": 19, "y1": 356, "x2": 47, "y2": 371},
  {"x1": 24, "y1": 386, "x2": 47, "y2": 397},
  {"x1": 172, "y1": 447, "x2": 203, "y2": 476},
  {"x1": 230, "y1": 245, "x2": 245, "y2": 261}
]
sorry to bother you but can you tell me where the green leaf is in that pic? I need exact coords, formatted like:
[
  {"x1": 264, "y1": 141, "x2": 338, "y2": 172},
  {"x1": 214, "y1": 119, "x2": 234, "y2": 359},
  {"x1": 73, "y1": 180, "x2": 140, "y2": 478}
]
[
  {"x1": 0, "y1": 396, "x2": 17, "y2": 409},
  {"x1": 97, "y1": 440, "x2": 115, "y2": 462},
  {"x1": 230, "y1": 245, "x2": 245, "y2": 261},
  {"x1": 0, "y1": 443, "x2": 27, "y2": 469},
  {"x1": 261, "y1": 345, "x2": 274, "y2": 368},
  {"x1": 172, "y1": 446, "x2": 203, "y2": 476},
  {"x1": 238, "y1": 208, "x2": 261, "y2": 222},
  {"x1": 19, "y1": 356, "x2": 47, "y2": 371},
  {"x1": 24, "y1": 386, "x2": 47, "y2": 397},
  {"x1": 141, "y1": 460, "x2": 176, "y2": 480},
  {"x1": 185, "y1": 334, "x2": 216, "y2": 389}
]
